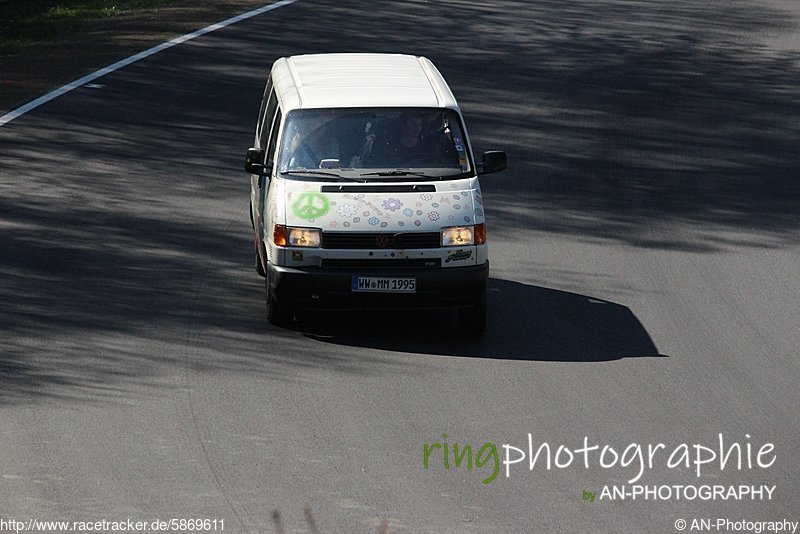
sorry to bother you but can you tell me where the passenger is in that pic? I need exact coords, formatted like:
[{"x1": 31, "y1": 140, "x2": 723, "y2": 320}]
[
  {"x1": 399, "y1": 114, "x2": 425, "y2": 151},
  {"x1": 360, "y1": 112, "x2": 460, "y2": 168},
  {"x1": 371, "y1": 113, "x2": 428, "y2": 167},
  {"x1": 393, "y1": 113, "x2": 458, "y2": 167}
]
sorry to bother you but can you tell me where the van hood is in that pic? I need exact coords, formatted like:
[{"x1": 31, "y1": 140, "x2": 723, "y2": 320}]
[{"x1": 280, "y1": 178, "x2": 485, "y2": 232}]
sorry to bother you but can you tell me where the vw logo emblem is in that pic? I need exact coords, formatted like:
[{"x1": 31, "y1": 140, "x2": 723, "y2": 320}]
[{"x1": 375, "y1": 234, "x2": 391, "y2": 248}]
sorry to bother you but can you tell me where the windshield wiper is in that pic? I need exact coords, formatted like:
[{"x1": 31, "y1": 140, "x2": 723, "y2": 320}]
[
  {"x1": 360, "y1": 170, "x2": 433, "y2": 178},
  {"x1": 282, "y1": 170, "x2": 365, "y2": 182},
  {"x1": 283, "y1": 169, "x2": 344, "y2": 177}
]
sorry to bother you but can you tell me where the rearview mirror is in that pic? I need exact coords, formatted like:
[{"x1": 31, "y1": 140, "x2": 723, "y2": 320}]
[
  {"x1": 244, "y1": 147, "x2": 267, "y2": 174},
  {"x1": 478, "y1": 150, "x2": 507, "y2": 175}
]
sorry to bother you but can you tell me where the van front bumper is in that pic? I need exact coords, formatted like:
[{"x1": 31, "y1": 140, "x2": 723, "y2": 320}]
[{"x1": 267, "y1": 262, "x2": 488, "y2": 311}]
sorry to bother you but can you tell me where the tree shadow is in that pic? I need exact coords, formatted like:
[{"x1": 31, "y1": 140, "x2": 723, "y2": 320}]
[
  {"x1": 0, "y1": 190, "x2": 414, "y2": 405},
  {"x1": 300, "y1": 278, "x2": 663, "y2": 362},
  {"x1": 213, "y1": 0, "x2": 800, "y2": 251},
  {"x1": 1, "y1": 0, "x2": 797, "y2": 405}
]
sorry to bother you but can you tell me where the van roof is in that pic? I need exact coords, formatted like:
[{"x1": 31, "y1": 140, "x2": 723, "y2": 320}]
[{"x1": 270, "y1": 53, "x2": 460, "y2": 112}]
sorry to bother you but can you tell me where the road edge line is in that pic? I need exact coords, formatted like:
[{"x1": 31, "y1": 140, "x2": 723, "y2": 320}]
[{"x1": 0, "y1": 0, "x2": 299, "y2": 128}]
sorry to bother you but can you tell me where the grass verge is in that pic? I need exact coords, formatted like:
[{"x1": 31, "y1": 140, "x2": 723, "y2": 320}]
[{"x1": 0, "y1": 0, "x2": 183, "y2": 55}]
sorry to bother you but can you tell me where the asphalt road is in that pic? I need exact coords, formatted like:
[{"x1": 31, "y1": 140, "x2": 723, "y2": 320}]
[{"x1": 1, "y1": 1, "x2": 799, "y2": 532}]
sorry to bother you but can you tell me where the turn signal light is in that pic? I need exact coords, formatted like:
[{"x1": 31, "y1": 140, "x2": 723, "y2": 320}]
[
  {"x1": 474, "y1": 223, "x2": 487, "y2": 245},
  {"x1": 273, "y1": 224, "x2": 288, "y2": 247}
]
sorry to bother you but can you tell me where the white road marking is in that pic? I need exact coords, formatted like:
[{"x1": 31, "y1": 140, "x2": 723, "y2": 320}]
[{"x1": 0, "y1": 0, "x2": 300, "y2": 127}]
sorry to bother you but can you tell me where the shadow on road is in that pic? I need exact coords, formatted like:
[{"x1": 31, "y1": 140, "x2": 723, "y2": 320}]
[
  {"x1": 211, "y1": 0, "x2": 800, "y2": 251},
  {"x1": 301, "y1": 278, "x2": 663, "y2": 362},
  {"x1": 1, "y1": 0, "x2": 796, "y2": 404}
]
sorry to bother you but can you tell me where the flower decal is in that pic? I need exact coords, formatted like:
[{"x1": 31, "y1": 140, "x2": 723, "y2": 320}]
[
  {"x1": 420, "y1": 193, "x2": 433, "y2": 201},
  {"x1": 414, "y1": 220, "x2": 422, "y2": 227},
  {"x1": 403, "y1": 208, "x2": 414, "y2": 217},
  {"x1": 429, "y1": 211, "x2": 440, "y2": 222},
  {"x1": 382, "y1": 198, "x2": 403, "y2": 211},
  {"x1": 368, "y1": 217, "x2": 380, "y2": 226},
  {"x1": 337, "y1": 204, "x2": 357, "y2": 218}
]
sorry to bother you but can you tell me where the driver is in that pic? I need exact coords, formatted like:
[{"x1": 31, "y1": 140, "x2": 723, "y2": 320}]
[{"x1": 287, "y1": 119, "x2": 340, "y2": 169}]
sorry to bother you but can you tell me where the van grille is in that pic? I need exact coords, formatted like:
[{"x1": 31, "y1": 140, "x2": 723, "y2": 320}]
[
  {"x1": 321, "y1": 258, "x2": 441, "y2": 270},
  {"x1": 321, "y1": 232, "x2": 440, "y2": 249}
]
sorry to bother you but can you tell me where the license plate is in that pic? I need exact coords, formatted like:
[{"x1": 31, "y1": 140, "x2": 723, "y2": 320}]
[{"x1": 352, "y1": 276, "x2": 416, "y2": 293}]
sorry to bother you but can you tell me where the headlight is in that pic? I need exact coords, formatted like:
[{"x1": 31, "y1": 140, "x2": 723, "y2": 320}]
[
  {"x1": 441, "y1": 224, "x2": 486, "y2": 246},
  {"x1": 442, "y1": 225, "x2": 475, "y2": 247},
  {"x1": 288, "y1": 227, "x2": 320, "y2": 247},
  {"x1": 273, "y1": 225, "x2": 320, "y2": 247}
]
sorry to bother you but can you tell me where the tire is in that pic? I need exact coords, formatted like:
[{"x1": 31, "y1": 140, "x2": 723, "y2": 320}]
[
  {"x1": 252, "y1": 202, "x2": 267, "y2": 276},
  {"x1": 458, "y1": 293, "x2": 487, "y2": 337},
  {"x1": 266, "y1": 275, "x2": 293, "y2": 326},
  {"x1": 251, "y1": 200, "x2": 266, "y2": 277},
  {"x1": 255, "y1": 245, "x2": 266, "y2": 277}
]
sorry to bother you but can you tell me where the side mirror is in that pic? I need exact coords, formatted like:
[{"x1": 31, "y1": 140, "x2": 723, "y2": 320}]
[
  {"x1": 244, "y1": 147, "x2": 267, "y2": 174},
  {"x1": 478, "y1": 150, "x2": 507, "y2": 175}
]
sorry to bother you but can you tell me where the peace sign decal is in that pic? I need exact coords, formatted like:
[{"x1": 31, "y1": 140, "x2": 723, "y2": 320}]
[{"x1": 291, "y1": 192, "x2": 330, "y2": 220}]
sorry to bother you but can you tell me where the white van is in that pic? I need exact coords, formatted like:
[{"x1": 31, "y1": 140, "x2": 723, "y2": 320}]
[{"x1": 245, "y1": 53, "x2": 506, "y2": 334}]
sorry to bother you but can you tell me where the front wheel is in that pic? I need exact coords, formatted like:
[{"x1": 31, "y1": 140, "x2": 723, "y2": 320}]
[
  {"x1": 266, "y1": 275, "x2": 293, "y2": 326},
  {"x1": 255, "y1": 245, "x2": 266, "y2": 277},
  {"x1": 251, "y1": 200, "x2": 266, "y2": 277},
  {"x1": 458, "y1": 293, "x2": 487, "y2": 337}
]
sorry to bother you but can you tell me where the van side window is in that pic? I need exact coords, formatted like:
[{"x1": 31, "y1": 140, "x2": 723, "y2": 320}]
[
  {"x1": 265, "y1": 108, "x2": 282, "y2": 172},
  {"x1": 255, "y1": 77, "x2": 273, "y2": 142},
  {"x1": 259, "y1": 86, "x2": 278, "y2": 149}
]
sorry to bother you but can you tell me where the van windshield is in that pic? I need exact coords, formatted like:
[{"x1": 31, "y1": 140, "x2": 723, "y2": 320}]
[{"x1": 277, "y1": 107, "x2": 472, "y2": 180}]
